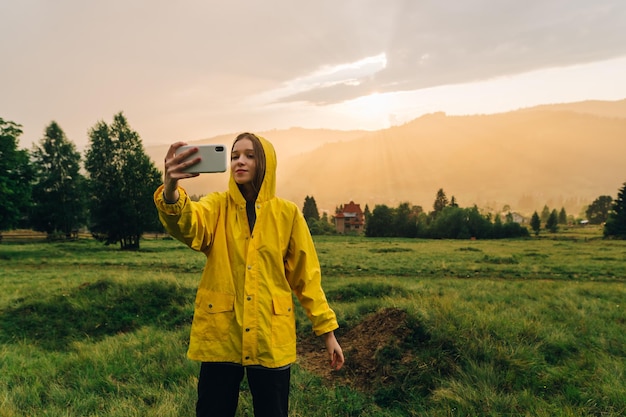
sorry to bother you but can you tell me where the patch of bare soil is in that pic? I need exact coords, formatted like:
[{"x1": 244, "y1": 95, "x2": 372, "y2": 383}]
[{"x1": 297, "y1": 307, "x2": 412, "y2": 392}]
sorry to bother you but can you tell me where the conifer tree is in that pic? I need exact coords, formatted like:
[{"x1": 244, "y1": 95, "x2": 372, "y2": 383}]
[
  {"x1": 84, "y1": 112, "x2": 162, "y2": 249},
  {"x1": 433, "y1": 188, "x2": 448, "y2": 217},
  {"x1": 302, "y1": 195, "x2": 320, "y2": 221},
  {"x1": 0, "y1": 118, "x2": 33, "y2": 232},
  {"x1": 558, "y1": 207, "x2": 567, "y2": 225},
  {"x1": 546, "y1": 209, "x2": 559, "y2": 233},
  {"x1": 604, "y1": 182, "x2": 626, "y2": 239},
  {"x1": 30, "y1": 121, "x2": 88, "y2": 237},
  {"x1": 530, "y1": 211, "x2": 541, "y2": 236}
]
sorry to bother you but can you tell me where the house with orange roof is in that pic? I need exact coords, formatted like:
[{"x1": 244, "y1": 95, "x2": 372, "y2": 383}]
[{"x1": 334, "y1": 201, "x2": 365, "y2": 234}]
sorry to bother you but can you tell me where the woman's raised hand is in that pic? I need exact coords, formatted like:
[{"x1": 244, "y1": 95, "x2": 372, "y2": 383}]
[{"x1": 163, "y1": 142, "x2": 200, "y2": 202}]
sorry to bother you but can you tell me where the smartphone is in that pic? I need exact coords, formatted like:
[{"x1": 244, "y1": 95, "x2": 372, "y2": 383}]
[{"x1": 176, "y1": 144, "x2": 228, "y2": 173}]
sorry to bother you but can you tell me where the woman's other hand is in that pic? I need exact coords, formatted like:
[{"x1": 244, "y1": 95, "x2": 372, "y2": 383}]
[{"x1": 323, "y1": 331, "x2": 345, "y2": 371}]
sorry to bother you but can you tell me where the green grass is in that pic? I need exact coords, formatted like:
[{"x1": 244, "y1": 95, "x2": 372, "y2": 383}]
[
  {"x1": 314, "y1": 229, "x2": 626, "y2": 281},
  {"x1": 1, "y1": 225, "x2": 625, "y2": 416}
]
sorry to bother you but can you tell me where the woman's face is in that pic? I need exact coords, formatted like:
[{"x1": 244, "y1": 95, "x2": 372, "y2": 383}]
[{"x1": 231, "y1": 138, "x2": 257, "y2": 185}]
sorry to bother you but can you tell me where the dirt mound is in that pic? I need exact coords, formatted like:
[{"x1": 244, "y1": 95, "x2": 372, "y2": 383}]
[{"x1": 297, "y1": 307, "x2": 411, "y2": 391}]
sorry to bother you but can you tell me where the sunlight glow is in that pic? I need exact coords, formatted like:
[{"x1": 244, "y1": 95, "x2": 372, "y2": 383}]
[
  {"x1": 331, "y1": 55, "x2": 626, "y2": 130},
  {"x1": 250, "y1": 53, "x2": 387, "y2": 104}
]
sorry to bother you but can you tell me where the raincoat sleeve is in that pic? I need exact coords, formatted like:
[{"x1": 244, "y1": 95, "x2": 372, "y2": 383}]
[
  {"x1": 284, "y1": 208, "x2": 339, "y2": 336},
  {"x1": 153, "y1": 184, "x2": 221, "y2": 253}
]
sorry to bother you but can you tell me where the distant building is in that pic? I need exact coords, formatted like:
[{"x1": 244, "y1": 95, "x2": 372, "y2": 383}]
[
  {"x1": 503, "y1": 212, "x2": 527, "y2": 224},
  {"x1": 335, "y1": 201, "x2": 365, "y2": 234}
]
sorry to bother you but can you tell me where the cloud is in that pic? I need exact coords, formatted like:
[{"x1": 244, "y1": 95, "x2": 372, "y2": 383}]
[
  {"x1": 1, "y1": 0, "x2": 625, "y2": 148},
  {"x1": 254, "y1": 1, "x2": 626, "y2": 105},
  {"x1": 250, "y1": 53, "x2": 387, "y2": 105}
]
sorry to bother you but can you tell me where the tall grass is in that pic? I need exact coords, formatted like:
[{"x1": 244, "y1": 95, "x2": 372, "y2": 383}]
[{"x1": 1, "y1": 226, "x2": 625, "y2": 416}]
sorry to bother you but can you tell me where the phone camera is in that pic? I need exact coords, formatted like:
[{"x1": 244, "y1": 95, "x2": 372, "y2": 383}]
[{"x1": 215, "y1": 146, "x2": 225, "y2": 152}]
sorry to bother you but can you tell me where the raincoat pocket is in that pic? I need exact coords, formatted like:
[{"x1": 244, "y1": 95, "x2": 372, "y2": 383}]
[
  {"x1": 193, "y1": 290, "x2": 235, "y2": 342},
  {"x1": 271, "y1": 295, "x2": 295, "y2": 348}
]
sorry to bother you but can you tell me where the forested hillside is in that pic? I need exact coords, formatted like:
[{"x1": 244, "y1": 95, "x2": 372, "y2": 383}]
[{"x1": 145, "y1": 99, "x2": 626, "y2": 215}]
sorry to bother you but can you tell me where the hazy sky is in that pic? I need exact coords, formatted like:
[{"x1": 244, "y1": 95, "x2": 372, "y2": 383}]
[{"x1": 2, "y1": 0, "x2": 626, "y2": 150}]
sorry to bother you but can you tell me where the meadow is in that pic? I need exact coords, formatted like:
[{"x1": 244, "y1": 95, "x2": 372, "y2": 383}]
[{"x1": 1, "y1": 225, "x2": 625, "y2": 416}]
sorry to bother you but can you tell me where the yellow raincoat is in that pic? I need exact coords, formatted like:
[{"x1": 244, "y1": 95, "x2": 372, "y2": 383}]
[{"x1": 154, "y1": 136, "x2": 338, "y2": 368}]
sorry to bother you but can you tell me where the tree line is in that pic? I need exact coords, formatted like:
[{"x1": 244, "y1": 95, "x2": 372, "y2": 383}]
[
  {"x1": 363, "y1": 189, "x2": 531, "y2": 239},
  {"x1": 1, "y1": 114, "x2": 161, "y2": 249},
  {"x1": 302, "y1": 185, "x2": 626, "y2": 240},
  {"x1": 3, "y1": 113, "x2": 625, "y2": 247}
]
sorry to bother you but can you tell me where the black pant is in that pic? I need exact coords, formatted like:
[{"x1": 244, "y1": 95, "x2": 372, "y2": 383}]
[{"x1": 196, "y1": 362, "x2": 291, "y2": 417}]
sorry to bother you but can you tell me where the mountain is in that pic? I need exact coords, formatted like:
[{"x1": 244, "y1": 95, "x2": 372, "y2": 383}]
[
  {"x1": 145, "y1": 99, "x2": 626, "y2": 216},
  {"x1": 522, "y1": 99, "x2": 626, "y2": 119}
]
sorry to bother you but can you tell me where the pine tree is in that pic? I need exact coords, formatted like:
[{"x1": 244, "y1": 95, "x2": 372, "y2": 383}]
[
  {"x1": 604, "y1": 182, "x2": 626, "y2": 239},
  {"x1": 558, "y1": 207, "x2": 567, "y2": 225},
  {"x1": 84, "y1": 112, "x2": 162, "y2": 249},
  {"x1": 0, "y1": 118, "x2": 33, "y2": 232},
  {"x1": 546, "y1": 209, "x2": 559, "y2": 233},
  {"x1": 433, "y1": 188, "x2": 448, "y2": 217},
  {"x1": 530, "y1": 211, "x2": 541, "y2": 236},
  {"x1": 30, "y1": 121, "x2": 88, "y2": 237},
  {"x1": 302, "y1": 195, "x2": 320, "y2": 221}
]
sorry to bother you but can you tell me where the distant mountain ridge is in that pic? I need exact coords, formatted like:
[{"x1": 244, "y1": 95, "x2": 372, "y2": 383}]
[
  {"x1": 145, "y1": 99, "x2": 626, "y2": 216},
  {"x1": 521, "y1": 99, "x2": 626, "y2": 119}
]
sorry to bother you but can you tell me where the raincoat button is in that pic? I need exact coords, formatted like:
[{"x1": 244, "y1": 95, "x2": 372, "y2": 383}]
[
  {"x1": 247, "y1": 296, "x2": 252, "y2": 301},
  {"x1": 245, "y1": 356, "x2": 250, "y2": 360},
  {"x1": 247, "y1": 265, "x2": 252, "y2": 270},
  {"x1": 245, "y1": 328, "x2": 250, "y2": 332},
  {"x1": 208, "y1": 304, "x2": 213, "y2": 309},
  {"x1": 256, "y1": 204, "x2": 260, "y2": 209}
]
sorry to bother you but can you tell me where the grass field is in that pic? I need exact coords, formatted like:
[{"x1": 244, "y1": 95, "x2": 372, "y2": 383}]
[{"x1": 1, "y1": 225, "x2": 625, "y2": 416}]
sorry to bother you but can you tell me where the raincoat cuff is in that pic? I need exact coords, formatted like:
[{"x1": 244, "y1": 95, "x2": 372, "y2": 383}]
[
  {"x1": 154, "y1": 185, "x2": 188, "y2": 214},
  {"x1": 313, "y1": 322, "x2": 339, "y2": 337}
]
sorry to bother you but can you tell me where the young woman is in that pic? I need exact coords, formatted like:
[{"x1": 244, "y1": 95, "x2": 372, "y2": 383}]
[{"x1": 154, "y1": 133, "x2": 344, "y2": 417}]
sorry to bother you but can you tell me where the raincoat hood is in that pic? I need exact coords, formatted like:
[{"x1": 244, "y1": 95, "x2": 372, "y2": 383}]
[{"x1": 228, "y1": 135, "x2": 276, "y2": 205}]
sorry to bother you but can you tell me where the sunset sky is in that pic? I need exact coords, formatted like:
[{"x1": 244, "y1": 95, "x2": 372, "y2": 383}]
[{"x1": 2, "y1": 0, "x2": 626, "y2": 150}]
